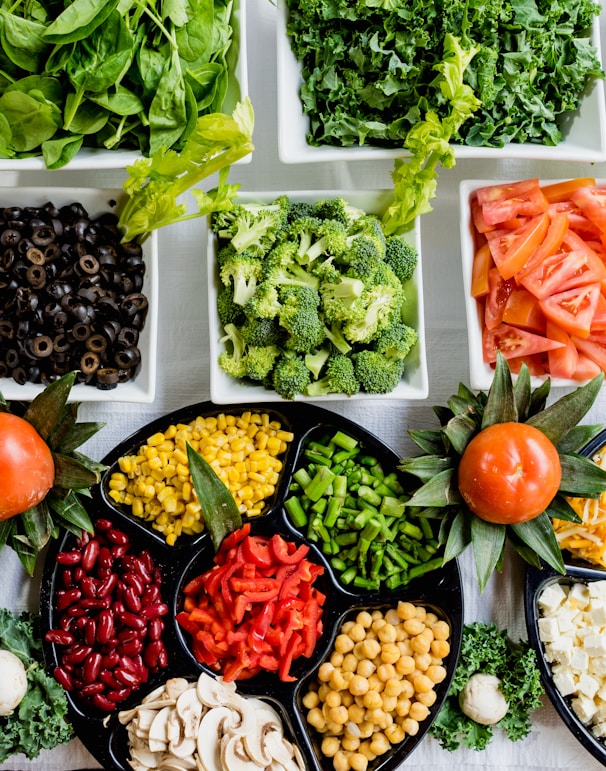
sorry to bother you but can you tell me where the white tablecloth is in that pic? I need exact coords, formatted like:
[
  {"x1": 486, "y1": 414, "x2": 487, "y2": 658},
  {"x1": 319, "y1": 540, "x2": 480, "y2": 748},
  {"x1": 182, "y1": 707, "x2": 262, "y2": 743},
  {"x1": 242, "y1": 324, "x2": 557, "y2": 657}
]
[{"x1": 2, "y1": 1, "x2": 606, "y2": 768}]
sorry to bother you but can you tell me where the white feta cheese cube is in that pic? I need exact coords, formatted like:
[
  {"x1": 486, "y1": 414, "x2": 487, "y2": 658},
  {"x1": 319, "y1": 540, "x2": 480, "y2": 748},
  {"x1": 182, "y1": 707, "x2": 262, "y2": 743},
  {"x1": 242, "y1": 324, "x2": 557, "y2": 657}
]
[
  {"x1": 538, "y1": 583, "x2": 567, "y2": 614},
  {"x1": 588, "y1": 600, "x2": 606, "y2": 627},
  {"x1": 588, "y1": 580, "x2": 606, "y2": 601},
  {"x1": 584, "y1": 634, "x2": 606, "y2": 658},
  {"x1": 572, "y1": 694, "x2": 597, "y2": 724},
  {"x1": 552, "y1": 665, "x2": 577, "y2": 697},
  {"x1": 570, "y1": 646, "x2": 590, "y2": 673},
  {"x1": 579, "y1": 672, "x2": 600, "y2": 699},
  {"x1": 590, "y1": 656, "x2": 606, "y2": 676},
  {"x1": 592, "y1": 721, "x2": 606, "y2": 738},
  {"x1": 569, "y1": 582, "x2": 590, "y2": 609},
  {"x1": 538, "y1": 616, "x2": 560, "y2": 643}
]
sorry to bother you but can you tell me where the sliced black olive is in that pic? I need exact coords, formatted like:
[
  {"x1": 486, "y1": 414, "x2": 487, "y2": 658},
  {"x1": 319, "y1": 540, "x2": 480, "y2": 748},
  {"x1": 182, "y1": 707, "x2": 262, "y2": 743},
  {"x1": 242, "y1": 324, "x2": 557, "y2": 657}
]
[
  {"x1": 121, "y1": 242, "x2": 143, "y2": 258},
  {"x1": 0, "y1": 319, "x2": 14, "y2": 338},
  {"x1": 31, "y1": 335, "x2": 54, "y2": 358},
  {"x1": 121, "y1": 293, "x2": 148, "y2": 317},
  {"x1": 27, "y1": 366, "x2": 41, "y2": 382},
  {"x1": 53, "y1": 334, "x2": 70, "y2": 353},
  {"x1": 77, "y1": 254, "x2": 100, "y2": 275},
  {"x1": 31, "y1": 226, "x2": 56, "y2": 246},
  {"x1": 15, "y1": 287, "x2": 38, "y2": 313},
  {"x1": 11, "y1": 367, "x2": 27, "y2": 384},
  {"x1": 0, "y1": 228, "x2": 21, "y2": 247},
  {"x1": 117, "y1": 327, "x2": 139, "y2": 347},
  {"x1": 86, "y1": 334, "x2": 108, "y2": 354},
  {"x1": 81, "y1": 351, "x2": 100, "y2": 375},
  {"x1": 0, "y1": 248, "x2": 15, "y2": 270},
  {"x1": 26, "y1": 246, "x2": 46, "y2": 265},
  {"x1": 26, "y1": 265, "x2": 47, "y2": 289},
  {"x1": 71, "y1": 322, "x2": 91, "y2": 341},
  {"x1": 5, "y1": 348, "x2": 19, "y2": 368},
  {"x1": 96, "y1": 367, "x2": 120, "y2": 389},
  {"x1": 0, "y1": 361, "x2": 7, "y2": 378},
  {"x1": 114, "y1": 347, "x2": 141, "y2": 369}
]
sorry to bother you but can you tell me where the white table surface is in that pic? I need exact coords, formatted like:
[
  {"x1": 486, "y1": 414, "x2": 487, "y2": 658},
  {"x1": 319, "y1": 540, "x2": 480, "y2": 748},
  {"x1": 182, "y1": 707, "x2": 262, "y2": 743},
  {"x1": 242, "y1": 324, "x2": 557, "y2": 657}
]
[{"x1": 2, "y1": 1, "x2": 606, "y2": 769}]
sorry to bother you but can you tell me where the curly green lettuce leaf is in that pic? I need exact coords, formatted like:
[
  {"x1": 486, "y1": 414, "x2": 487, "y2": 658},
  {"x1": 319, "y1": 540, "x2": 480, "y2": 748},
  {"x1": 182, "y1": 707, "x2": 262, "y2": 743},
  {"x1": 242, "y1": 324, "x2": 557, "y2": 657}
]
[
  {"x1": 0, "y1": 609, "x2": 72, "y2": 761},
  {"x1": 430, "y1": 622, "x2": 544, "y2": 751}
]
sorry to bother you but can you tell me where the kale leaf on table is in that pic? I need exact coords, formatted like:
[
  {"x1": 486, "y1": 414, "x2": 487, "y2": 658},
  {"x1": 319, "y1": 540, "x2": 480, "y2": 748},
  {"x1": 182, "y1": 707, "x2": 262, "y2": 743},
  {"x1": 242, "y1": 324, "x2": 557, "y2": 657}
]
[
  {"x1": 0, "y1": 608, "x2": 73, "y2": 762},
  {"x1": 286, "y1": 0, "x2": 603, "y2": 149}
]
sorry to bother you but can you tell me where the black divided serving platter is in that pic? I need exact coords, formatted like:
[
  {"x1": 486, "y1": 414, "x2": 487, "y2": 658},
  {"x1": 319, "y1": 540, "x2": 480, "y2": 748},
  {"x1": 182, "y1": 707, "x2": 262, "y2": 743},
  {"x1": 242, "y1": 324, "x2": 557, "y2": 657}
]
[
  {"x1": 41, "y1": 401, "x2": 464, "y2": 771},
  {"x1": 525, "y1": 426, "x2": 606, "y2": 767}
]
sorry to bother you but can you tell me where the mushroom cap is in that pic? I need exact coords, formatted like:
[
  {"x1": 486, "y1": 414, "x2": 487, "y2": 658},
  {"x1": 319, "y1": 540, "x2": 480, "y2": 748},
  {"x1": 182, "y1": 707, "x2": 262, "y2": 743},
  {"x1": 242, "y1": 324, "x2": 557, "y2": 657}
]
[
  {"x1": 459, "y1": 672, "x2": 509, "y2": 725},
  {"x1": 0, "y1": 649, "x2": 27, "y2": 716}
]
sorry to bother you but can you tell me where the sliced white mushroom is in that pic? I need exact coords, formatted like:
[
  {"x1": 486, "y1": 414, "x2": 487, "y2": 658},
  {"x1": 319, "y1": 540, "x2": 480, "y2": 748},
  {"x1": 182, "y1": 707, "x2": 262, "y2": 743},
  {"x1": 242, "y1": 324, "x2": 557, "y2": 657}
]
[
  {"x1": 264, "y1": 730, "x2": 300, "y2": 770},
  {"x1": 197, "y1": 706, "x2": 239, "y2": 771},
  {"x1": 166, "y1": 678, "x2": 191, "y2": 701},
  {"x1": 196, "y1": 672, "x2": 238, "y2": 708},
  {"x1": 221, "y1": 735, "x2": 263, "y2": 770},
  {"x1": 176, "y1": 686, "x2": 205, "y2": 737},
  {"x1": 130, "y1": 744, "x2": 161, "y2": 768},
  {"x1": 148, "y1": 706, "x2": 173, "y2": 753}
]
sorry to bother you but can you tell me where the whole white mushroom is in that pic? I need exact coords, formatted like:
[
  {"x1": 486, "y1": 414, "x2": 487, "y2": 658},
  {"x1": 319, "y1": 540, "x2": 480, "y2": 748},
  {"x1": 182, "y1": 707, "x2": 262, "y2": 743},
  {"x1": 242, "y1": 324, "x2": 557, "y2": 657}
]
[
  {"x1": 458, "y1": 672, "x2": 509, "y2": 725},
  {"x1": 0, "y1": 649, "x2": 28, "y2": 716}
]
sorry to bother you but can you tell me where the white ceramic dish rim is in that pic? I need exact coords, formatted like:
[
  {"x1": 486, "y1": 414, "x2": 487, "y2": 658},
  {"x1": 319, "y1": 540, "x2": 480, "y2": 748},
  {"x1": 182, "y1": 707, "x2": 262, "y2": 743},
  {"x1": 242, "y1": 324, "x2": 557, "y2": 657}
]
[
  {"x1": 0, "y1": 0, "x2": 249, "y2": 171},
  {"x1": 0, "y1": 187, "x2": 158, "y2": 403},
  {"x1": 459, "y1": 177, "x2": 605, "y2": 392},
  {"x1": 207, "y1": 189, "x2": 429, "y2": 403},
  {"x1": 277, "y1": 1, "x2": 606, "y2": 164}
]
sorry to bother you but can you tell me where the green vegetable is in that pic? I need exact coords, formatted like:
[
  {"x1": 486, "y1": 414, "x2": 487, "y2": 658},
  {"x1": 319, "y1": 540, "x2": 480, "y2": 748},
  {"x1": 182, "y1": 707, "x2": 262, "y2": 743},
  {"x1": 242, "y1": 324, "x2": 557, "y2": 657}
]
[
  {"x1": 186, "y1": 443, "x2": 242, "y2": 552},
  {"x1": 118, "y1": 97, "x2": 254, "y2": 242},
  {"x1": 211, "y1": 196, "x2": 419, "y2": 398},
  {"x1": 286, "y1": 0, "x2": 602, "y2": 151},
  {"x1": 430, "y1": 622, "x2": 544, "y2": 751},
  {"x1": 0, "y1": 609, "x2": 72, "y2": 761},
  {"x1": 0, "y1": 0, "x2": 241, "y2": 167},
  {"x1": 284, "y1": 429, "x2": 442, "y2": 590}
]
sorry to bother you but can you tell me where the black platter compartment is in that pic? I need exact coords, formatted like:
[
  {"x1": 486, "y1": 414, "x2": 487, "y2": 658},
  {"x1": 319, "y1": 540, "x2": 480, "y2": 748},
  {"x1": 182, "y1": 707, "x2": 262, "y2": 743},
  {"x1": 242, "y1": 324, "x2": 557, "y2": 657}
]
[{"x1": 41, "y1": 401, "x2": 464, "y2": 771}]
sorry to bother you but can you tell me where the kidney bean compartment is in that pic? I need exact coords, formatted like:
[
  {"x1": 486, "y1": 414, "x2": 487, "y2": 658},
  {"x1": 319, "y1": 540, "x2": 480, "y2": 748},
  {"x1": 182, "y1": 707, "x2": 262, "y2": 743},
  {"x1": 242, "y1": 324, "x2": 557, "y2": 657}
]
[
  {"x1": 0, "y1": 201, "x2": 148, "y2": 389},
  {"x1": 45, "y1": 519, "x2": 169, "y2": 712}
]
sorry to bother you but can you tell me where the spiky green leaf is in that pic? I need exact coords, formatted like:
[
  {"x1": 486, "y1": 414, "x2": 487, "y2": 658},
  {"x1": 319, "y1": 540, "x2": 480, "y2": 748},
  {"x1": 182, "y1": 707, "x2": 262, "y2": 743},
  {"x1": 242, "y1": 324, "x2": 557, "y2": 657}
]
[
  {"x1": 557, "y1": 425, "x2": 604, "y2": 455},
  {"x1": 528, "y1": 378, "x2": 550, "y2": 416},
  {"x1": 23, "y1": 371, "x2": 76, "y2": 440},
  {"x1": 52, "y1": 453, "x2": 102, "y2": 489},
  {"x1": 434, "y1": 405, "x2": 455, "y2": 426},
  {"x1": 558, "y1": 453, "x2": 606, "y2": 497},
  {"x1": 46, "y1": 402, "x2": 78, "y2": 451},
  {"x1": 398, "y1": 455, "x2": 453, "y2": 483},
  {"x1": 10, "y1": 535, "x2": 37, "y2": 576},
  {"x1": 507, "y1": 530, "x2": 543, "y2": 568},
  {"x1": 407, "y1": 429, "x2": 445, "y2": 455},
  {"x1": 443, "y1": 414, "x2": 478, "y2": 456},
  {"x1": 512, "y1": 364, "x2": 531, "y2": 420},
  {"x1": 471, "y1": 517, "x2": 506, "y2": 591},
  {"x1": 47, "y1": 490, "x2": 94, "y2": 534},
  {"x1": 510, "y1": 512, "x2": 565, "y2": 574},
  {"x1": 56, "y1": 422, "x2": 106, "y2": 454},
  {"x1": 0, "y1": 518, "x2": 13, "y2": 549},
  {"x1": 20, "y1": 502, "x2": 53, "y2": 551},
  {"x1": 527, "y1": 374, "x2": 603, "y2": 444},
  {"x1": 405, "y1": 469, "x2": 461, "y2": 508},
  {"x1": 482, "y1": 354, "x2": 517, "y2": 428},
  {"x1": 442, "y1": 509, "x2": 472, "y2": 562},
  {"x1": 545, "y1": 494, "x2": 583, "y2": 523}
]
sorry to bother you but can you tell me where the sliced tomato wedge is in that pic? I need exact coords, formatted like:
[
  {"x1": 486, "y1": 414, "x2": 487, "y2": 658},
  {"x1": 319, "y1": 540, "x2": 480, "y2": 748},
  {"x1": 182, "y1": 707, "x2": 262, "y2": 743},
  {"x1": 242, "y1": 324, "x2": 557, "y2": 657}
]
[
  {"x1": 549, "y1": 201, "x2": 602, "y2": 240},
  {"x1": 521, "y1": 250, "x2": 598, "y2": 300},
  {"x1": 506, "y1": 353, "x2": 548, "y2": 376},
  {"x1": 502, "y1": 287, "x2": 546, "y2": 333},
  {"x1": 476, "y1": 179, "x2": 548, "y2": 225},
  {"x1": 482, "y1": 323, "x2": 565, "y2": 364},
  {"x1": 516, "y1": 212, "x2": 569, "y2": 280},
  {"x1": 539, "y1": 283, "x2": 600, "y2": 338},
  {"x1": 485, "y1": 268, "x2": 515, "y2": 330},
  {"x1": 572, "y1": 332, "x2": 606, "y2": 372},
  {"x1": 541, "y1": 178, "x2": 597, "y2": 204},
  {"x1": 573, "y1": 351, "x2": 603, "y2": 380},
  {"x1": 546, "y1": 321, "x2": 579, "y2": 379},
  {"x1": 471, "y1": 195, "x2": 494, "y2": 235},
  {"x1": 471, "y1": 243, "x2": 494, "y2": 298},
  {"x1": 485, "y1": 212, "x2": 549, "y2": 280},
  {"x1": 571, "y1": 186, "x2": 606, "y2": 234}
]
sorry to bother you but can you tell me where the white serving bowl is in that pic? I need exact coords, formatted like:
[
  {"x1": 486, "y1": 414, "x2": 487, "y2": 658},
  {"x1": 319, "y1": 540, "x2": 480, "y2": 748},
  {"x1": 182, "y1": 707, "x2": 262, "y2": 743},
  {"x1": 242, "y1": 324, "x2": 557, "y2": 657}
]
[
  {"x1": 277, "y1": 2, "x2": 606, "y2": 164},
  {"x1": 459, "y1": 178, "x2": 603, "y2": 391},
  {"x1": 0, "y1": 188, "x2": 157, "y2": 403},
  {"x1": 0, "y1": 0, "x2": 248, "y2": 171},
  {"x1": 207, "y1": 190, "x2": 428, "y2": 402}
]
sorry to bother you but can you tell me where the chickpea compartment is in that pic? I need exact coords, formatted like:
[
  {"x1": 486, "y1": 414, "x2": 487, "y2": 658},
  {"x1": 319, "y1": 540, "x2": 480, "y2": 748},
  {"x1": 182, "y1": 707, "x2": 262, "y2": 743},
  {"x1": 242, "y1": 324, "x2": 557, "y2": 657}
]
[
  {"x1": 303, "y1": 601, "x2": 451, "y2": 771},
  {"x1": 107, "y1": 411, "x2": 294, "y2": 545}
]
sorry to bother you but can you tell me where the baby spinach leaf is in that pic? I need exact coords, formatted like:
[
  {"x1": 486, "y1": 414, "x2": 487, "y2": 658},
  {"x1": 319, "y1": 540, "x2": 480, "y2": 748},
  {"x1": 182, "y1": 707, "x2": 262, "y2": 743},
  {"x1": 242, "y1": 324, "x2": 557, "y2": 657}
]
[
  {"x1": 148, "y1": 48, "x2": 188, "y2": 154},
  {"x1": 43, "y1": 0, "x2": 120, "y2": 44},
  {"x1": 0, "y1": 11, "x2": 49, "y2": 72},
  {"x1": 0, "y1": 91, "x2": 61, "y2": 151}
]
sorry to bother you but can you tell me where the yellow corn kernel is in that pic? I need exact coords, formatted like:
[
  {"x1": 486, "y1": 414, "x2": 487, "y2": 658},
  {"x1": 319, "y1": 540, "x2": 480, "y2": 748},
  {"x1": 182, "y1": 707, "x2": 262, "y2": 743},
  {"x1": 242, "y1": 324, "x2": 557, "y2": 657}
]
[
  {"x1": 146, "y1": 432, "x2": 166, "y2": 447},
  {"x1": 132, "y1": 498, "x2": 144, "y2": 518}
]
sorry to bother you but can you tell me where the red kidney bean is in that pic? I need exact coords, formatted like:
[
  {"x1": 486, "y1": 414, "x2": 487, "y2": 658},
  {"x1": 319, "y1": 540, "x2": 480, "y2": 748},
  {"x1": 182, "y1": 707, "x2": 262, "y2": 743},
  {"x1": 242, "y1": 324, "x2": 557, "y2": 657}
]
[
  {"x1": 81, "y1": 538, "x2": 100, "y2": 571},
  {"x1": 46, "y1": 629, "x2": 75, "y2": 646},
  {"x1": 55, "y1": 551, "x2": 81, "y2": 565},
  {"x1": 54, "y1": 666, "x2": 74, "y2": 691},
  {"x1": 50, "y1": 518, "x2": 167, "y2": 713}
]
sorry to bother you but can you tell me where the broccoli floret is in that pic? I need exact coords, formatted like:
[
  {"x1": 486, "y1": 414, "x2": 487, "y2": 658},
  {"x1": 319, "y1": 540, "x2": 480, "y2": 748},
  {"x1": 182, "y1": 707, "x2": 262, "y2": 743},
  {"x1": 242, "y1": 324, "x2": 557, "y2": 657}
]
[
  {"x1": 216, "y1": 285, "x2": 246, "y2": 327},
  {"x1": 324, "y1": 321, "x2": 352, "y2": 355},
  {"x1": 271, "y1": 352, "x2": 311, "y2": 399},
  {"x1": 384, "y1": 235, "x2": 418, "y2": 284},
  {"x1": 214, "y1": 200, "x2": 287, "y2": 257},
  {"x1": 244, "y1": 281, "x2": 281, "y2": 320},
  {"x1": 336, "y1": 235, "x2": 384, "y2": 282},
  {"x1": 218, "y1": 323, "x2": 248, "y2": 379},
  {"x1": 346, "y1": 215, "x2": 387, "y2": 259},
  {"x1": 313, "y1": 197, "x2": 366, "y2": 226},
  {"x1": 320, "y1": 275, "x2": 365, "y2": 324},
  {"x1": 305, "y1": 344, "x2": 332, "y2": 379},
  {"x1": 342, "y1": 283, "x2": 403, "y2": 344},
  {"x1": 352, "y1": 350, "x2": 405, "y2": 394},
  {"x1": 245, "y1": 345, "x2": 281, "y2": 381},
  {"x1": 219, "y1": 252, "x2": 264, "y2": 306},
  {"x1": 287, "y1": 201, "x2": 317, "y2": 223},
  {"x1": 373, "y1": 321, "x2": 418, "y2": 361},
  {"x1": 280, "y1": 216, "x2": 348, "y2": 264},
  {"x1": 305, "y1": 353, "x2": 359, "y2": 397},
  {"x1": 264, "y1": 260, "x2": 320, "y2": 291},
  {"x1": 211, "y1": 204, "x2": 243, "y2": 234},
  {"x1": 278, "y1": 286, "x2": 326, "y2": 353},
  {"x1": 240, "y1": 316, "x2": 284, "y2": 348}
]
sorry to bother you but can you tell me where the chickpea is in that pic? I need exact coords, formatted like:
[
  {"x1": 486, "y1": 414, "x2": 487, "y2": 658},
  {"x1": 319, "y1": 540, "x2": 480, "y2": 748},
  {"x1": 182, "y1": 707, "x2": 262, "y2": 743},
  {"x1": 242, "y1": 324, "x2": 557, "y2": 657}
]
[
  {"x1": 431, "y1": 639, "x2": 451, "y2": 658},
  {"x1": 341, "y1": 691, "x2": 354, "y2": 707},
  {"x1": 322, "y1": 736, "x2": 341, "y2": 757},
  {"x1": 341, "y1": 621, "x2": 355, "y2": 634},
  {"x1": 409, "y1": 701, "x2": 430, "y2": 722},
  {"x1": 330, "y1": 669, "x2": 348, "y2": 691},
  {"x1": 358, "y1": 720, "x2": 376, "y2": 739},
  {"x1": 341, "y1": 735, "x2": 361, "y2": 752},
  {"x1": 326, "y1": 690, "x2": 342, "y2": 708},
  {"x1": 413, "y1": 652, "x2": 432, "y2": 671},
  {"x1": 371, "y1": 609, "x2": 383, "y2": 621},
  {"x1": 362, "y1": 690, "x2": 383, "y2": 710},
  {"x1": 333, "y1": 750, "x2": 350, "y2": 771},
  {"x1": 328, "y1": 705, "x2": 349, "y2": 725},
  {"x1": 380, "y1": 642, "x2": 401, "y2": 664},
  {"x1": 395, "y1": 696, "x2": 411, "y2": 717},
  {"x1": 425, "y1": 612, "x2": 439, "y2": 626},
  {"x1": 403, "y1": 617, "x2": 425, "y2": 636},
  {"x1": 335, "y1": 634, "x2": 355, "y2": 654},
  {"x1": 319, "y1": 662, "x2": 335, "y2": 682},
  {"x1": 401, "y1": 717, "x2": 420, "y2": 736},
  {"x1": 356, "y1": 610, "x2": 373, "y2": 628},
  {"x1": 331, "y1": 651, "x2": 345, "y2": 667},
  {"x1": 399, "y1": 679, "x2": 415, "y2": 699},
  {"x1": 307, "y1": 707, "x2": 327, "y2": 730},
  {"x1": 350, "y1": 753, "x2": 369, "y2": 771},
  {"x1": 414, "y1": 605, "x2": 427, "y2": 622},
  {"x1": 427, "y1": 664, "x2": 447, "y2": 683},
  {"x1": 359, "y1": 638, "x2": 381, "y2": 660},
  {"x1": 358, "y1": 741, "x2": 377, "y2": 761},
  {"x1": 412, "y1": 674, "x2": 434, "y2": 694},
  {"x1": 355, "y1": 658, "x2": 375, "y2": 678},
  {"x1": 416, "y1": 690, "x2": 437, "y2": 707},
  {"x1": 381, "y1": 694, "x2": 398, "y2": 713},
  {"x1": 395, "y1": 655, "x2": 415, "y2": 676},
  {"x1": 302, "y1": 690, "x2": 320, "y2": 709},
  {"x1": 384, "y1": 608, "x2": 400, "y2": 625},
  {"x1": 343, "y1": 653, "x2": 359, "y2": 673},
  {"x1": 398, "y1": 639, "x2": 413, "y2": 657},
  {"x1": 369, "y1": 731, "x2": 391, "y2": 756},
  {"x1": 376, "y1": 663, "x2": 396, "y2": 681},
  {"x1": 377, "y1": 623, "x2": 397, "y2": 643},
  {"x1": 383, "y1": 678, "x2": 404, "y2": 698},
  {"x1": 410, "y1": 634, "x2": 431, "y2": 655},
  {"x1": 397, "y1": 601, "x2": 417, "y2": 620},
  {"x1": 431, "y1": 620, "x2": 450, "y2": 640},
  {"x1": 385, "y1": 723, "x2": 406, "y2": 744},
  {"x1": 349, "y1": 674, "x2": 370, "y2": 696},
  {"x1": 348, "y1": 703, "x2": 366, "y2": 724},
  {"x1": 367, "y1": 674, "x2": 383, "y2": 692},
  {"x1": 349, "y1": 623, "x2": 367, "y2": 642},
  {"x1": 365, "y1": 707, "x2": 387, "y2": 725}
]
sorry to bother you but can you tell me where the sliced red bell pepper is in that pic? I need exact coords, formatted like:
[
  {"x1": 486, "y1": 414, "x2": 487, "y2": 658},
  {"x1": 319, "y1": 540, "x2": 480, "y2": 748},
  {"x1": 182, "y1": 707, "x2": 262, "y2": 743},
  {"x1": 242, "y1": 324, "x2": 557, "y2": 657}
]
[{"x1": 270, "y1": 533, "x2": 310, "y2": 564}]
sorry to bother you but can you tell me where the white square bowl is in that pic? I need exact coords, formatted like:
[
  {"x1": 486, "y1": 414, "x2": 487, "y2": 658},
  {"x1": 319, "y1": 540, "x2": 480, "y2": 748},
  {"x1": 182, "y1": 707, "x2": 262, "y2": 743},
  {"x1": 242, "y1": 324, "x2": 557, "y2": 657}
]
[
  {"x1": 459, "y1": 178, "x2": 603, "y2": 391},
  {"x1": 208, "y1": 190, "x2": 428, "y2": 402},
  {"x1": 0, "y1": 0, "x2": 248, "y2": 171},
  {"x1": 277, "y1": 2, "x2": 606, "y2": 164},
  {"x1": 0, "y1": 188, "x2": 157, "y2": 402}
]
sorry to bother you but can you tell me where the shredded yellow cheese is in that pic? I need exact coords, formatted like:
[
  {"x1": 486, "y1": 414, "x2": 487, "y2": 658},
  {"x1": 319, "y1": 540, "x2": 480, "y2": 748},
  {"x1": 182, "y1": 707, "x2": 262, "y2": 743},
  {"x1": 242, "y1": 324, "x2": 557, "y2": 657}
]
[{"x1": 555, "y1": 448, "x2": 606, "y2": 567}]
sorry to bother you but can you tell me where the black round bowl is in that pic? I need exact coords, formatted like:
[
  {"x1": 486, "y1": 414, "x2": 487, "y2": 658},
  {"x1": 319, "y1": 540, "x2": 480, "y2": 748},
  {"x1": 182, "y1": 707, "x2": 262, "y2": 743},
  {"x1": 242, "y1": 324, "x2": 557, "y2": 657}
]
[{"x1": 40, "y1": 401, "x2": 464, "y2": 771}]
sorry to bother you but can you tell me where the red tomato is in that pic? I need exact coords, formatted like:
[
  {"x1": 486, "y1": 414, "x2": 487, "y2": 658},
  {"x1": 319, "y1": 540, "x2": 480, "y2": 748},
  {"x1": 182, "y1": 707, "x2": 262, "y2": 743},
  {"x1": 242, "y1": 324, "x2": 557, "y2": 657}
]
[
  {"x1": 0, "y1": 413, "x2": 54, "y2": 520},
  {"x1": 471, "y1": 243, "x2": 494, "y2": 298},
  {"x1": 457, "y1": 422, "x2": 562, "y2": 525},
  {"x1": 571, "y1": 186, "x2": 606, "y2": 234},
  {"x1": 482, "y1": 323, "x2": 564, "y2": 364},
  {"x1": 546, "y1": 322, "x2": 579, "y2": 379},
  {"x1": 521, "y1": 249, "x2": 597, "y2": 300},
  {"x1": 516, "y1": 212, "x2": 569, "y2": 280},
  {"x1": 502, "y1": 287, "x2": 546, "y2": 333},
  {"x1": 539, "y1": 283, "x2": 601, "y2": 338},
  {"x1": 572, "y1": 331, "x2": 606, "y2": 372},
  {"x1": 541, "y1": 178, "x2": 597, "y2": 203},
  {"x1": 485, "y1": 269, "x2": 515, "y2": 330},
  {"x1": 485, "y1": 212, "x2": 549, "y2": 280},
  {"x1": 476, "y1": 179, "x2": 548, "y2": 225}
]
